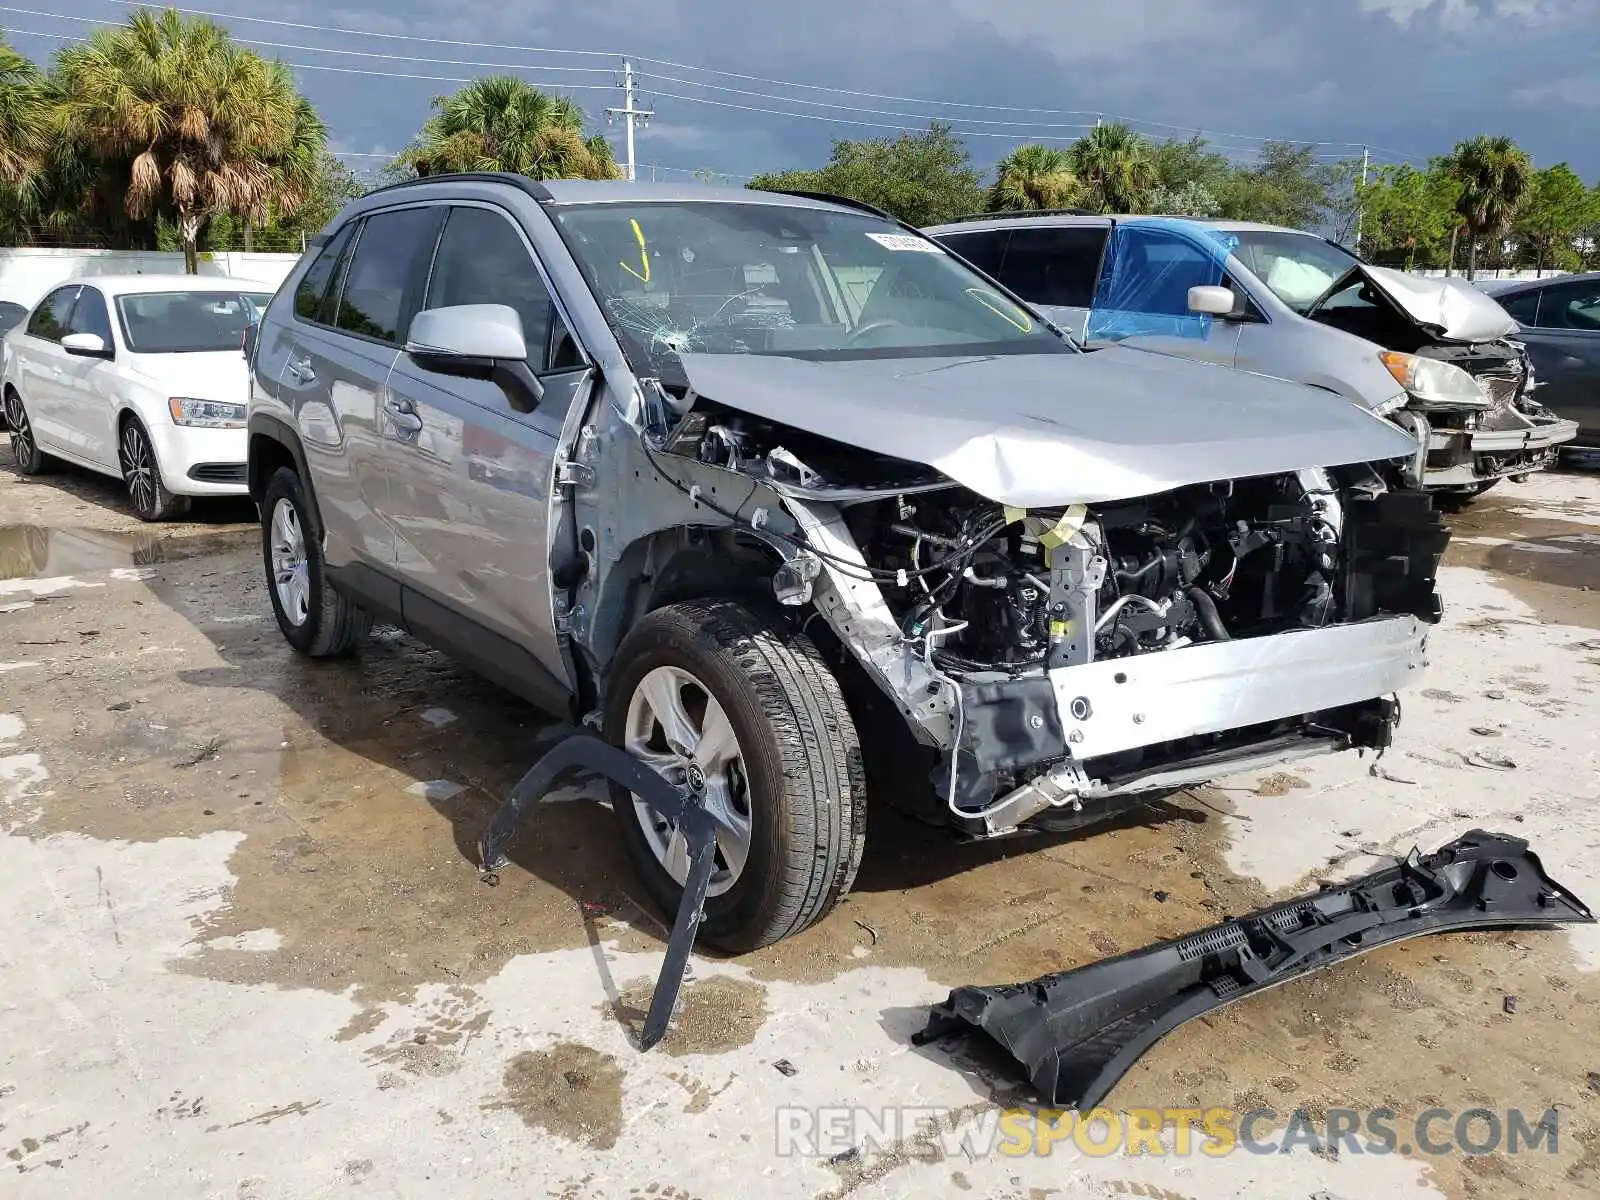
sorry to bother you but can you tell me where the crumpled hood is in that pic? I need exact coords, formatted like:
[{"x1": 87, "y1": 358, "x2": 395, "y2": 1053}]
[
  {"x1": 1337, "y1": 265, "x2": 1518, "y2": 344},
  {"x1": 675, "y1": 347, "x2": 1420, "y2": 508}
]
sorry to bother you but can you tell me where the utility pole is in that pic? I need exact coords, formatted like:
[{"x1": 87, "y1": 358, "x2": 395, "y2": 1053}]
[
  {"x1": 1354, "y1": 145, "x2": 1370, "y2": 255},
  {"x1": 605, "y1": 59, "x2": 653, "y2": 182}
]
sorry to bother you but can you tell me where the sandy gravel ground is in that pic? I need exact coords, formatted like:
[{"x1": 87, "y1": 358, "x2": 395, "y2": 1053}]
[{"x1": 1, "y1": 457, "x2": 1598, "y2": 1200}]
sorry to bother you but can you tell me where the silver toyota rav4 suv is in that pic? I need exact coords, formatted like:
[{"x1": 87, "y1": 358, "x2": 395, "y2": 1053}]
[{"x1": 247, "y1": 175, "x2": 1446, "y2": 951}]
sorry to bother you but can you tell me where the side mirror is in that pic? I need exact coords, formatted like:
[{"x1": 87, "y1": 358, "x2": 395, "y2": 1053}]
[
  {"x1": 406, "y1": 304, "x2": 544, "y2": 413},
  {"x1": 61, "y1": 332, "x2": 113, "y2": 359},
  {"x1": 1187, "y1": 285, "x2": 1237, "y2": 317}
]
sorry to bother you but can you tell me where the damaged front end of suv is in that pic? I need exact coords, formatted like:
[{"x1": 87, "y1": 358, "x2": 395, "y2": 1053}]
[
  {"x1": 594, "y1": 353, "x2": 1443, "y2": 841},
  {"x1": 487, "y1": 189, "x2": 1452, "y2": 955},
  {"x1": 541, "y1": 196, "x2": 1447, "y2": 852}
]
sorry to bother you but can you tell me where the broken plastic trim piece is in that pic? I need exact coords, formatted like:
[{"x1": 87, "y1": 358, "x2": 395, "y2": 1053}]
[
  {"x1": 478, "y1": 726, "x2": 717, "y2": 1052},
  {"x1": 915, "y1": 830, "x2": 1592, "y2": 1111}
]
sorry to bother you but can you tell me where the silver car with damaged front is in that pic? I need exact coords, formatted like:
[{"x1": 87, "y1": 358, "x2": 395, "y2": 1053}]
[{"x1": 247, "y1": 179, "x2": 1447, "y2": 952}]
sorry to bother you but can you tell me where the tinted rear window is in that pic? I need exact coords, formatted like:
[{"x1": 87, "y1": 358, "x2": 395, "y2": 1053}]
[{"x1": 994, "y1": 226, "x2": 1108, "y2": 308}]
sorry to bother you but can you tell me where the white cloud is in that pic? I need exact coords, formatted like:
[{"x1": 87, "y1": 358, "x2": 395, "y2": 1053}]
[
  {"x1": 1360, "y1": 0, "x2": 1585, "y2": 27},
  {"x1": 1512, "y1": 73, "x2": 1600, "y2": 108}
]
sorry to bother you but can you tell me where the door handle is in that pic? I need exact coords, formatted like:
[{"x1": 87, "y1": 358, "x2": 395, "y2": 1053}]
[
  {"x1": 383, "y1": 396, "x2": 423, "y2": 437},
  {"x1": 286, "y1": 355, "x2": 316, "y2": 384}
]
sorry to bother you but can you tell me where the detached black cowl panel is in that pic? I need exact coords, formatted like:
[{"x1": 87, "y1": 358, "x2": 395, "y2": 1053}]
[{"x1": 916, "y1": 830, "x2": 1592, "y2": 1111}]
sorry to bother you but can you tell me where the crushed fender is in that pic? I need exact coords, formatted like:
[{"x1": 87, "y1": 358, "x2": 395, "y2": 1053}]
[
  {"x1": 478, "y1": 725, "x2": 717, "y2": 1051},
  {"x1": 915, "y1": 830, "x2": 1592, "y2": 1110}
]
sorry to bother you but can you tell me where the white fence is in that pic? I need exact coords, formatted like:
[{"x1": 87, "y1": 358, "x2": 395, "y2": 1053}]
[{"x1": 0, "y1": 248, "x2": 302, "y2": 307}]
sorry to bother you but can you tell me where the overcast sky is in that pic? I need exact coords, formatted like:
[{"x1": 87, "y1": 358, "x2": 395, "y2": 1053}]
[{"x1": 12, "y1": 0, "x2": 1600, "y2": 185}]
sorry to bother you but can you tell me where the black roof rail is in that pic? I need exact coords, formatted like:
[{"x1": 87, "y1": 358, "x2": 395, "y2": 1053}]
[
  {"x1": 358, "y1": 171, "x2": 556, "y2": 204},
  {"x1": 942, "y1": 208, "x2": 1097, "y2": 224},
  {"x1": 762, "y1": 189, "x2": 896, "y2": 221}
]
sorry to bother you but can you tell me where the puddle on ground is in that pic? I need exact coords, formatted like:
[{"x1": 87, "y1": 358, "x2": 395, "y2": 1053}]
[
  {"x1": 484, "y1": 1042, "x2": 624, "y2": 1150},
  {"x1": 1442, "y1": 497, "x2": 1600, "y2": 628},
  {"x1": 5, "y1": 477, "x2": 1599, "y2": 1199},
  {"x1": 0, "y1": 524, "x2": 256, "y2": 580}
]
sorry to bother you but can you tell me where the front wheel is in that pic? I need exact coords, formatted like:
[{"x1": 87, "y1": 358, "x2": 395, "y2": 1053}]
[
  {"x1": 119, "y1": 417, "x2": 188, "y2": 521},
  {"x1": 606, "y1": 599, "x2": 867, "y2": 952},
  {"x1": 260, "y1": 466, "x2": 369, "y2": 657}
]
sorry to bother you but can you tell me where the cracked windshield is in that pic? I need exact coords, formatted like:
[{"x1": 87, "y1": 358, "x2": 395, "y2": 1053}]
[{"x1": 551, "y1": 201, "x2": 1065, "y2": 375}]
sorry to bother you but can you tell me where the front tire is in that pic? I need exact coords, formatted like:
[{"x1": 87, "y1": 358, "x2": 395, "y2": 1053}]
[
  {"x1": 119, "y1": 416, "x2": 189, "y2": 521},
  {"x1": 5, "y1": 388, "x2": 53, "y2": 475},
  {"x1": 261, "y1": 466, "x2": 369, "y2": 657},
  {"x1": 606, "y1": 599, "x2": 867, "y2": 953}
]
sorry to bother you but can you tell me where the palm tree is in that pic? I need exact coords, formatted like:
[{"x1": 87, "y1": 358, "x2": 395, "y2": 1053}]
[
  {"x1": 1067, "y1": 123, "x2": 1158, "y2": 213},
  {"x1": 398, "y1": 76, "x2": 621, "y2": 181},
  {"x1": 53, "y1": 8, "x2": 322, "y2": 272},
  {"x1": 1446, "y1": 135, "x2": 1534, "y2": 280},
  {"x1": 988, "y1": 144, "x2": 1078, "y2": 212},
  {"x1": 0, "y1": 34, "x2": 47, "y2": 189}
]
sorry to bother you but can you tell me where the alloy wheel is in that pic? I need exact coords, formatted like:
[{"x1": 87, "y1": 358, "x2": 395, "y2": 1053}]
[
  {"x1": 623, "y1": 664, "x2": 753, "y2": 898},
  {"x1": 6, "y1": 392, "x2": 33, "y2": 467},
  {"x1": 119, "y1": 422, "x2": 157, "y2": 515},
  {"x1": 269, "y1": 497, "x2": 311, "y2": 627}
]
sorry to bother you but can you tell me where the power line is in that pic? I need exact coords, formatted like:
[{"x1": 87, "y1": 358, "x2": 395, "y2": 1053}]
[
  {"x1": 28, "y1": 1, "x2": 1431, "y2": 164},
  {"x1": 94, "y1": 0, "x2": 620, "y2": 58},
  {"x1": 0, "y1": 6, "x2": 619, "y2": 73},
  {"x1": 644, "y1": 89, "x2": 1093, "y2": 141},
  {"x1": 3, "y1": 25, "x2": 619, "y2": 88},
  {"x1": 76, "y1": 0, "x2": 1429, "y2": 154},
  {"x1": 636, "y1": 71, "x2": 1101, "y2": 131}
]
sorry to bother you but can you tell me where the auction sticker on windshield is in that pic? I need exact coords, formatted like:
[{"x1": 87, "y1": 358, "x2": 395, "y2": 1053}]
[{"x1": 866, "y1": 232, "x2": 943, "y2": 252}]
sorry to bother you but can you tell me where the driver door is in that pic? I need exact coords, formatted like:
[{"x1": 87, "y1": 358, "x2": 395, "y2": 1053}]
[{"x1": 1085, "y1": 223, "x2": 1242, "y2": 366}]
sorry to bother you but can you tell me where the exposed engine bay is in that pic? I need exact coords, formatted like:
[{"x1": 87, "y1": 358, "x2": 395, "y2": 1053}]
[
  {"x1": 849, "y1": 471, "x2": 1349, "y2": 670},
  {"x1": 646, "y1": 395, "x2": 1448, "y2": 839}
]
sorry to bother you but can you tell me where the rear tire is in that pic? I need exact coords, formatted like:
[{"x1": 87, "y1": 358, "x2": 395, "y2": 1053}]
[
  {"x1": 261, "y1": 466, "x2": 370, "y2": 657},
  {"x1": 119, "y1": 416, "x2": 189, "y2": 522},
  {"x1": 5, "y1": 388, "x2": 53, "y2": 475},
  {"x1": 606, "y1": 599, "x2": 867, "y2": 953}
]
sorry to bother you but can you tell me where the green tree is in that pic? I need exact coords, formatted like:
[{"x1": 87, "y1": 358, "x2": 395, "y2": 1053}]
[
  {"x1": 1353, "y1": 163, "x2": 1460, "y2": 268},
  {"x1": 202, "y1": 150, "x2": 362, "y2": 251},
  {"x1": 1065, "y1": 122, "x2": 1157, "y2": 212},
  {"x1": 1514, "y1": 162, "x2": 1593, "y2": 274},
  {"x1": 53, "y1": 7, "x2": 325, "y2": 271},
  {"x1": 1146, "y1": 180, "x2": 1221, "y2": 217},
  {"x1": 988, "y1": 143, "x2": 1078, "y2": 211},
  {"x1": 1217, "y1": 141, "x2": 1329, "y2": 229},
  {"x1": 1150, "y1": 136, "x2": 1234, "y2": 198},
  {"x1": 1581, "y1": 182, "x2": 1600, "y2": 270},
  {"x1": 395, "y1": 75, "x2": 619, "y2": 181},
  {"x1": 1444, "y1": 134, "x2": 1534, "y2": 279},
  {"x1": 0, "y1": 34, "x2": 46, "y2": 189},
  {"x1": 747, "y1": 122, "x2": 983, "y2": 226}
]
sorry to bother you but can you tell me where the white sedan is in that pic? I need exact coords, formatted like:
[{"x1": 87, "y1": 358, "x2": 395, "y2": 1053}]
[{"x1": 2, "y1": 274, "x2": 274, "y2": 520}]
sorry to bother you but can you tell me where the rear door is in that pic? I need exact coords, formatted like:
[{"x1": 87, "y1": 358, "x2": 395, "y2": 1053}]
[
  {"x1": 275, "y1": 205, "x2": 443, "y2": 586},
  {"x1": 381, "y1": 201, "x2": 592, "y2": 699},
  {"x1": 59, "y1": 285, "x2": 120, "y2": 468},
  {"x1": 13, "y1": 285, "x2": 81, "y2": 453},
  {"x1": 1512, "y1": 279, "x2": 1600, "y2": 444}
]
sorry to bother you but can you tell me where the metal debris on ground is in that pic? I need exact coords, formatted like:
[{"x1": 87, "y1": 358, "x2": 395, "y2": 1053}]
[
  {"x1": 478, "y1": 725, "x2": 718, "y2": 1052},
  {"x1": 1503, "y1": 995, "x2": 1518, "y2": 1014},
  {"x1": 773, "y1": 1059, "x2": 798, "y2": 1077},
  {"x1": 914, "y1": 830, "x2": 1593, "y2": 1111}
]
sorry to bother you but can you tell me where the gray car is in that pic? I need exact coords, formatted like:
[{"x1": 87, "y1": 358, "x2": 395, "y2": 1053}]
[
  {"x1": 246, "y1": 176, "x2": 1443, "y2": 951},
  {"x1": 1478, "y1": 272, "x2": 1600, "y2": 449},
  {"x1": 925, "y1": 213, "x2": 1578, "y2": 504}
]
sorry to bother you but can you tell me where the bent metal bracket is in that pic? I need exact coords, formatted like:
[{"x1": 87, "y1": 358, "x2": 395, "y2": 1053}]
[
  {"x1": 914, "y1": 829, "x2": 1593, "y2": 1111},
  {"x1": 478, "y1": 726, "x2": 718, "y2": 1052}
]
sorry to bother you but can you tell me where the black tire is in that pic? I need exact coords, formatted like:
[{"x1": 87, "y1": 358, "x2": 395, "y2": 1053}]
[
  {"x1": 261, "y1": 465, "x2": 370, "y2": 657},
  {"x1": 606, "y1": 599, "x2": 867, "y2": 953},
  {"x1": 5, "y1": 387, "x2": 53, "y2": 475},
  {"x1": 119, "y1": 416, "x2": 189, "y2": 521}
]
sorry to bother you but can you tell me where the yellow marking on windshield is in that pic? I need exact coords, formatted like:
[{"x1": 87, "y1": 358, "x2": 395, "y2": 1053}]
[
  {"x1": 965, "y1": 287, "x2": 1033, "y2": 332},
  {"x1": 620, "y1": 218, "x2": 651, "y2": 283}
]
